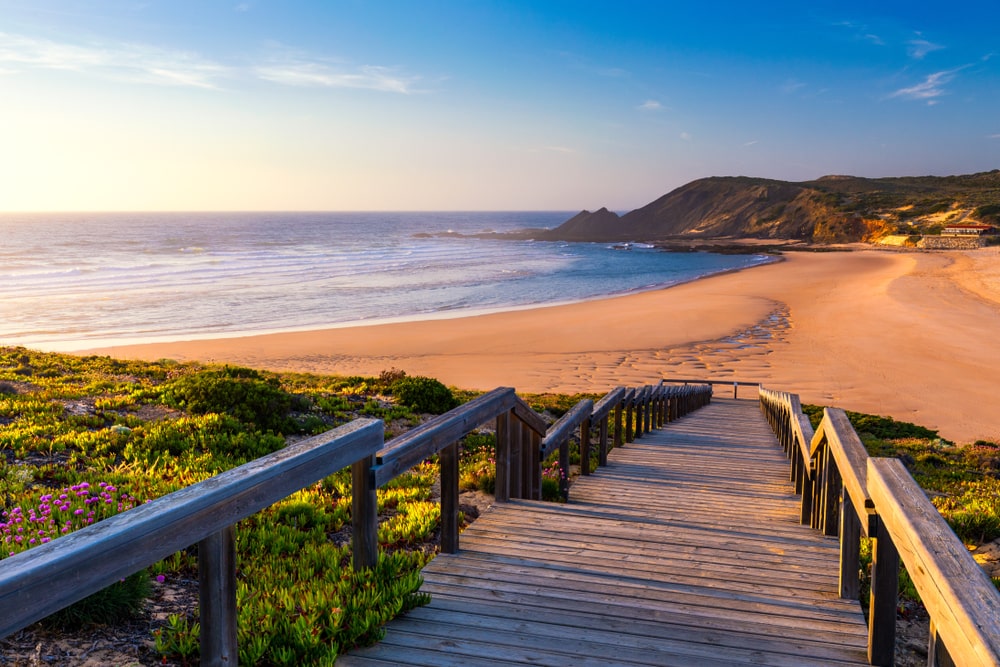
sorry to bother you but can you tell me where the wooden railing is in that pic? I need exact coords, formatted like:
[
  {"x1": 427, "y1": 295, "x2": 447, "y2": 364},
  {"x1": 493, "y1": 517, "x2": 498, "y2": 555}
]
[
  {"x1": 759, "y1": 387, "x2": 1000, "y2": 667},
  {"x1": 0, "y1": 379, "x2": 713, "y2": 665},
  {"x1": 661, "y1": 378, "x2": 759, "y2": 399},
  {"x1": 0, "y1": 418, "x2": 385, "y2": 666}
]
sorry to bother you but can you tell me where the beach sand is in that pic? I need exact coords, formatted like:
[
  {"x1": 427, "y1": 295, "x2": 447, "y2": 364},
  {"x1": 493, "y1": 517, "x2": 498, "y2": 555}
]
[{"x1": 85, "y1": 249, "x2": 1000, "y2": 444}]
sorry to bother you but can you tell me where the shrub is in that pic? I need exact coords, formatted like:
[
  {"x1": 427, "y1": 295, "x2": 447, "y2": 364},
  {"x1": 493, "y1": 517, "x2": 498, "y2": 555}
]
[
  {"x1": 162, "y1": 366, "x2": 293, "y2": 433},
  {"x1": 389, "y1": 376, "x2": 458, "y2": 414}
]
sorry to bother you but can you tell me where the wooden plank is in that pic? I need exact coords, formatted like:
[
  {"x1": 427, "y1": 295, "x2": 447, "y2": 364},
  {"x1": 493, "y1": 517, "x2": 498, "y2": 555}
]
[
  {"x1": 339, "y1": 399, "x2": 870, "y2": 666},
  {"x1": 359, "y1": 615, "x2": 864, "y2": 667},
  {"x1": 868, "y1": 458, "x2": 1000, "y2": 667},
  {"x1": 0, "y1": 418, "x2": 383, "y2": 636},
  {"x1": 424, "y1": 553, "x2": 858, "y2": 616},
  {"x1": 407, "y1": 597, "x2": 869, "y2": 662},
  {"x1": 421, "y1": 582, "x2": 867, "y2": 645}
]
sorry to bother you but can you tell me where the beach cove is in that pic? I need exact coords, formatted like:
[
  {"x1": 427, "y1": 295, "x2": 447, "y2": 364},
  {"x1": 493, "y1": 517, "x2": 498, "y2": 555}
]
[{"x1": 87, "y1": 249, "x2": 1000, "y2": 444}]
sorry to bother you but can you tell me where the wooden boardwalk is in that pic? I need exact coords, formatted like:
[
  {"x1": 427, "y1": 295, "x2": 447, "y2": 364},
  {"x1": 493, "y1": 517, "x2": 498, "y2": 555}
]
[{"x1": 337, "y1": 398, "x2": 871, "y2": 666}]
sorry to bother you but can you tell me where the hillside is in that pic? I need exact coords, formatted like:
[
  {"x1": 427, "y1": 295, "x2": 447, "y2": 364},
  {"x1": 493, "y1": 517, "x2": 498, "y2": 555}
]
[{"x1": 538, "y1": 170, "x2": 1000, "y2": 244}]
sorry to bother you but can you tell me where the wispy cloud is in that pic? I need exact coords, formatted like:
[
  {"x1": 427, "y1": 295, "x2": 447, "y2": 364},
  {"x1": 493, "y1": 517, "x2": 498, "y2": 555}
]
[
  {"x1": 596, "y1": 67, "x2": 628, "y2": 78},
  {"x1": 834, "y1": 21, "x2": 884, "y2": 47},
  {"x1": 255, "y1": 60, "x2": 420, "y2": 93},
  {"x1": 990, "y1": 134, "x2": 1000, "y2": 140},
  {"x1": 637, "y1": 100, "x2": 663, "y2": 111},
  {"x1": 743, "y1": 140, "x2": 759, "y2": 147},
  {"x1": 0, "y1": 31, "x2": 228, "y2": 89},
  {"x1": 907, "y1": 39, "x2": 944, "y2": 60},
  {"x1": 0, "y1": 31, "x2": 422, "y2": 94},
  {"x1": 781, "y1": 79, "x2": 806, "y2": 94},
  {"x1": 889, "y1": 68, "x2": 963, "y2": 104},
  {"x1": 234, "y1": 3, "x2": 251, "y2": 11},
  {"x1": 679, "y1": 132, "x2": 692, "y2": 141}
]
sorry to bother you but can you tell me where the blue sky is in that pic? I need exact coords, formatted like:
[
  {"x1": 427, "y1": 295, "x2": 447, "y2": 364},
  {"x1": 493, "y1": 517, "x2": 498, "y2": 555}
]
[{"x1": 1, "y1": 1, "x2": 997, "y2": 211}]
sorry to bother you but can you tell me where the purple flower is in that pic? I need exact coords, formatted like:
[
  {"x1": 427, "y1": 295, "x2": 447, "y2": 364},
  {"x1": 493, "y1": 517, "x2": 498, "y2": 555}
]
[{"x1": 156, "y1": 575, "x2": 166, "y2": 584}]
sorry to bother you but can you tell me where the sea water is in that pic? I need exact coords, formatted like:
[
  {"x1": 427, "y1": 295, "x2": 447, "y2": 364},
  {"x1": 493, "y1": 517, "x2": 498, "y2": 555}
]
[{"x1": 0, "y1": 212, "x2": 772, "y2": 351}]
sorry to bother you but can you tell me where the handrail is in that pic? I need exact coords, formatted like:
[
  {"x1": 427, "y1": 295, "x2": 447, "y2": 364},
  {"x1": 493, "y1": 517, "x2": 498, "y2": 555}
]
[
  {"x1": 373, "y1": 387, "x2": 517, "y2": 485},
  {"x1": 759, "y1": 385, "x2": 1000, "y2": 667},
  {"x1": 512, "y1": 395, "x2": 548, "y2": 436},
  {"x1": 1, "y1": 379, "x2": 717, "y2": 664},
  {"x1": 592, "y1": 386, "x2": 625, "y2": 423},
  {"x1": 540, "y1": 398, "x2": 593, "y2": 500},
  {"x1": 662, "y1": 378, "x2": 759, "y2": 399},
  {"x1": 0, "y1": 418, "x2": 384, "y2": 664},
  {"x1": 869, "y1": 459, "x2": 1000, "y2": 667},
  {"x1": 539, "y1": 399, "x2": 593, "y2": 458}
]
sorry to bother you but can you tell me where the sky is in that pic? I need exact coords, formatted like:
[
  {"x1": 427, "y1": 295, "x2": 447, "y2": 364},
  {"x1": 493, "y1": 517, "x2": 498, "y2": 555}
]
[{"x1": 0, "y1": 1, "x2": 997, "y2": 212}]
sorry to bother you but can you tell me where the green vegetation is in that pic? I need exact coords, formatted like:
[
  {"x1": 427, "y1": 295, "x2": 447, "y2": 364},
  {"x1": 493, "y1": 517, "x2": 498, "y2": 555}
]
[
  {"x1": 802, "y1": 405, "x2": 1000, "y2": 607},
  {"x1": 4, "y1": 345, "x2": 998, "y2": 662},
  {"x1": 387, "y1": 374, "x2": 458, "y2": 414},
  {"x1": 0, "y1": 347, "x2": 483, "y2": 665}
]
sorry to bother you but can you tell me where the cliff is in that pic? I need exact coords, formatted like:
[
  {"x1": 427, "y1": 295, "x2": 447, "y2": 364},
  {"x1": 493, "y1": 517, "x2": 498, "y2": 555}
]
[{"x1": 539, "y1": 170, "x2": 1000, "y2": 244}]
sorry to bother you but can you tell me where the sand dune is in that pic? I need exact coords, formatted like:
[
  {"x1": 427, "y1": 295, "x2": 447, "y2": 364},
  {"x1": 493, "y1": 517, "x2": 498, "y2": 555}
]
[{"x1": 85, "y1": 249, "x2": 1000, "y2": 444}]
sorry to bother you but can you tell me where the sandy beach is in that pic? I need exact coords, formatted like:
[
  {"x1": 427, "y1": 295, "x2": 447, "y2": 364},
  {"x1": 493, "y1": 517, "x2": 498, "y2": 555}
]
[{"x1": 86, "y1": 248, "x2": 1000, "y2": 444}]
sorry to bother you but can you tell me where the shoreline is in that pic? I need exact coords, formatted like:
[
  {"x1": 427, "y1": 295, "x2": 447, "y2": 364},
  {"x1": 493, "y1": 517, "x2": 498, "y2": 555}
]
[
  {"x1": 83, "y1": 249, "x2": 1000, "y2": 444},
  {"x1": 21, "y1": 251, "x2": 779, "y2": 354}
]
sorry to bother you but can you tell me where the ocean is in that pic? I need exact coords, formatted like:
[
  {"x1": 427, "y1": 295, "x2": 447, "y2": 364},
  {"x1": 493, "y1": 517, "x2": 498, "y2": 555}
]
[{"x1": 0, "y1": 212, "x2": 772, "y2": 351}]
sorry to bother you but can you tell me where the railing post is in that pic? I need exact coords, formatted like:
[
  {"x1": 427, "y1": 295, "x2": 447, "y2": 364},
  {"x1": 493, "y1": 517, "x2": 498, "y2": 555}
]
[
  {"x1": 644, "y1": 389, "x2": 653, "y2": 433},
  {"x1": 528, "y1": 426, "x2": 542, "y2": 500},
  {"x1": 495, "y1": 411, "x2": 511, "y2": 503},
  {"x1": 509, "y1": 417, "x2": 523, "y2": 499},
  {"x1": 199, "y1": 525, "x2": 238, "y2": 666},
  {"x1": 598, "y1": 415, "x2": 609, "y2": 467},
  {"x1": 352, "y1": 453, "x2": 378, "y2": 570},
  {"x1": 868, "y1": 517, "x2": 899, "y2": 667},
  {"x1": 799, "y1": 459, "x2": 814, "y2": 526},
  {"x1": 613, "y1": 400, "x2": 623, "y2": 450},
  {"x1": 580, "y1": 415, "x2": 592, "y2": 476},
  {"x1": 839, "y1": 491, "x2": 862, "y2": 600},
  {"x1": 559, "y1": 439, "x2": 570, "y2": 502},
  {"x1": 625, "y1": 398, "x2": 634, "y2": 443},
  {"x1": 823, "y1": 460, "x2": 842, "y2": 537},
  {"x1": 440, "y1": 441, "x2": 460, "y2": 554},
  {"x1": 928, "y1": 620, "x2": 957, "y2": 667},
  {"x1": 634, "y1": 393, "x2": 644, "y2": 438}
]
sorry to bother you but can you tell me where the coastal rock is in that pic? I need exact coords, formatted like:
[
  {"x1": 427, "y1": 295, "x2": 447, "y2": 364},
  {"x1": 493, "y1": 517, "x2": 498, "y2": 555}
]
[{"x1": 540, "y1": 170, "x2": 1000, "y2": 244}]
